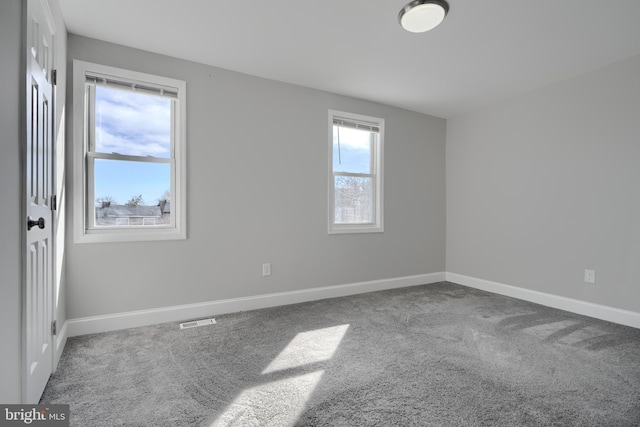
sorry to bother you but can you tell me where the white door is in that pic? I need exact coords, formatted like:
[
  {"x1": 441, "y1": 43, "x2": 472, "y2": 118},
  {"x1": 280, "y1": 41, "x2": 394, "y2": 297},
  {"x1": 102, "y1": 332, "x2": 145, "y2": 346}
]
[{"x1": 24, "y1": 0, "x2": 55, "y2": 404}]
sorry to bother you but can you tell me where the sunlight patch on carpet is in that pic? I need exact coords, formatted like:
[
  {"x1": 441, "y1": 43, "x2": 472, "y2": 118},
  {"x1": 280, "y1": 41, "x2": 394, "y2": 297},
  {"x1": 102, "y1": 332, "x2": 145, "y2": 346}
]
[
  {"x1": 262, "y1": 324, "x2": 350, "y2": 374},
  {"x1": 209, "y1": 370, "x2": 325, "y2": 427},
  {"x1": 209, "y1": 324, "x2": 350, "y2": 427}
]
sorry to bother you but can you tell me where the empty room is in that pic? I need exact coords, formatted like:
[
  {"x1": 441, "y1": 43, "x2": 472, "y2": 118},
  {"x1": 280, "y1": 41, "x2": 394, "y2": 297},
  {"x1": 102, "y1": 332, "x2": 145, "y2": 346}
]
[{"x1": 1, "y1": 0, "x2": 639, "y2": 425}]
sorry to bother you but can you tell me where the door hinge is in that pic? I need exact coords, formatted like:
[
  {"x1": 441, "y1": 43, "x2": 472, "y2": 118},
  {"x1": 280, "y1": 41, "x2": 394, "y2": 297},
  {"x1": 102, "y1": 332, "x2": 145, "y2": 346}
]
[
  {"x1": 51, "y1": 320, "x2": 57, "y2": 336},
  {"x1": 51, "y1": 195, "x2": 57, "y2": 211},
  {"x1": 52, "y1": 69, "x2": 57, "y2": 86}
]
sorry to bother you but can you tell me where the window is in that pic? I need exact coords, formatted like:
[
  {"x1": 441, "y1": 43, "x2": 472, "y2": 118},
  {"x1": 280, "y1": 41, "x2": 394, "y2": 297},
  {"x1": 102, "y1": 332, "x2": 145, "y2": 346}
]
[
  {"x1": 328, "y1": 110, "x2": 384, "y2": 234},
  {"x1": 73, "y1": 61, "x2": 186, "y2": 242}
]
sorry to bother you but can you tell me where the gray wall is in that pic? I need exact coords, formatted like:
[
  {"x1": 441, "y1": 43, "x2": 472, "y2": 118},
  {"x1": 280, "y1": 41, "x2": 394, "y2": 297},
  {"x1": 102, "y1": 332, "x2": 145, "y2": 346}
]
[
  {"x1": 447, "y1": 54, "x2": 640, "y2": 313},
  {"x1": 66, "y1": 35, "x2": 447, "y2": 319},
  {"x1": 0, "y1": 0, "x2": 24, "y2": 404}
]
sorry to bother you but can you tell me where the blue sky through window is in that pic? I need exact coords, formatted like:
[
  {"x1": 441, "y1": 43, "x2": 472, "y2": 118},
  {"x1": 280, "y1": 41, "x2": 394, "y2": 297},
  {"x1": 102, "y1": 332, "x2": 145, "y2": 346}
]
[
  {"x1": 94, "y1": 159, "x2": 170, "y2": 206},
  {"x1": 332, "y1": 126, "x2": 372, "y2": 174},
  {"x1": 94, "y1": 86, "x2": 171, "y2": 205}
]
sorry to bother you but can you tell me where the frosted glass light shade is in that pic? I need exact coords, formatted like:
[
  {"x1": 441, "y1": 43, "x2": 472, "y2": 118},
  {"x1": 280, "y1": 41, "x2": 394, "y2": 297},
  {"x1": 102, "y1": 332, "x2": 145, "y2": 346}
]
[{"x1": 399, "y1": 0, "x2": 449, "y2": 33}]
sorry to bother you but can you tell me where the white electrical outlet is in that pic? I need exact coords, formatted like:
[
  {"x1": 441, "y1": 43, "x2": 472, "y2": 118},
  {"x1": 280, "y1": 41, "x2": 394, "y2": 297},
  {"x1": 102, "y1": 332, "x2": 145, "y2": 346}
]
[
  {"x1": 584, "y1": 269, "x2": 596, "y2": 284},
  {"x1": 262, "y1": 263, "x2": 271, "y2": 276}
]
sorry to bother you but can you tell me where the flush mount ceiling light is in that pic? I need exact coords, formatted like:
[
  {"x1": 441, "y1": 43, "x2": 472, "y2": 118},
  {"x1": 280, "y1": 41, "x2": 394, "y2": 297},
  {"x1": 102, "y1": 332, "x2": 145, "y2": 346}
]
[{"x1": 399, "y1": 0, "x2": 449, "y2": 33}]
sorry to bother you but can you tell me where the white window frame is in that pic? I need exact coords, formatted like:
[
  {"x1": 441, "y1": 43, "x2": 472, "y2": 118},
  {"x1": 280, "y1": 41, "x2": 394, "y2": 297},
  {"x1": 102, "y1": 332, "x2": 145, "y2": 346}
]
[
  {"x1": 72, "y1": 60, "x2": 187, "y2": 243},
  {"x1": 328, "y1": 110, "x2": 384, "y2": 234}
]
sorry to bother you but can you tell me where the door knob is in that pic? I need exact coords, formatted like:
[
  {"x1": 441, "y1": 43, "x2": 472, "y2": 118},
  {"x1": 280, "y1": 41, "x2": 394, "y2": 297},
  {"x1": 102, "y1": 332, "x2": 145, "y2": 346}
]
[{"x1": 27, "y1": 216, "x2": 45, "y2": 230}]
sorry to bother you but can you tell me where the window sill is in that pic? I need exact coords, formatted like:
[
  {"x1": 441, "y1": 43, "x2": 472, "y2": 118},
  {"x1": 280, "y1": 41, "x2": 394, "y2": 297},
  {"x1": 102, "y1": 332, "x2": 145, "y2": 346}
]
[
  {"x1": 328, "y1": 224, "x2": 384, "y2": 235},
  {"x1": 75, "y1": 228, "x2": 186, "y2": 244}
]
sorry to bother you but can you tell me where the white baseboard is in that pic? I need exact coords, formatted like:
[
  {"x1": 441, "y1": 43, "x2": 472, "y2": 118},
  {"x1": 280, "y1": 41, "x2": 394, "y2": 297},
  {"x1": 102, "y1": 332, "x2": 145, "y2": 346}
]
[
  {"x1": 447, "y1": 272, "x2": 640, "y2": 329},
  {"x1": 65, "y1": 272, "x2": 446, "y2": 337}
]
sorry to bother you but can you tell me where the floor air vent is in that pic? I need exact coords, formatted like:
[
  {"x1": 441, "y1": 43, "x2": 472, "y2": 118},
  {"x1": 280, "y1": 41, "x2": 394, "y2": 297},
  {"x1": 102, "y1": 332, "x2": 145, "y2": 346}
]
[{"x1": 180, "y1": 317, "x2": 217, "y2": 329}]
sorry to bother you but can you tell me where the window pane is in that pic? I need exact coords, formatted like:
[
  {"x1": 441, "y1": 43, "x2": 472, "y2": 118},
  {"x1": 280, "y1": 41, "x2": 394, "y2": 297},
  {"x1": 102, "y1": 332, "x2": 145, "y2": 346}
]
[
  {"x1": 333, "y1": 126, "x2": 372, "y2": 174},
  {"x1": 95, "y1": 86, "x2": 171, "y2": 158},
  {"x1": 94, "y1": 159, "x2": 171, "y2": 227},
  {"x1": 334, "y1": 175, "x2": 374, "y2": 224}
]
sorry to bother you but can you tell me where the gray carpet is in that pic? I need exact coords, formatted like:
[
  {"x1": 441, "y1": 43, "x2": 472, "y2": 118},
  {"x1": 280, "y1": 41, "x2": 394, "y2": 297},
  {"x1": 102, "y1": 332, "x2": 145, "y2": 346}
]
[{"x1": 41, "y1": 282, "x2": 640, "y2": 426}]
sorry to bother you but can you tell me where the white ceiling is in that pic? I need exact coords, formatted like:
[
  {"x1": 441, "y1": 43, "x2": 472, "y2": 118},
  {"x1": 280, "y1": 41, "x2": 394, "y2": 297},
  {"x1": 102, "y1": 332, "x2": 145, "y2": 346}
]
[{"x1": 58, "y1": 0, "x2": 640, "y2": 118}]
